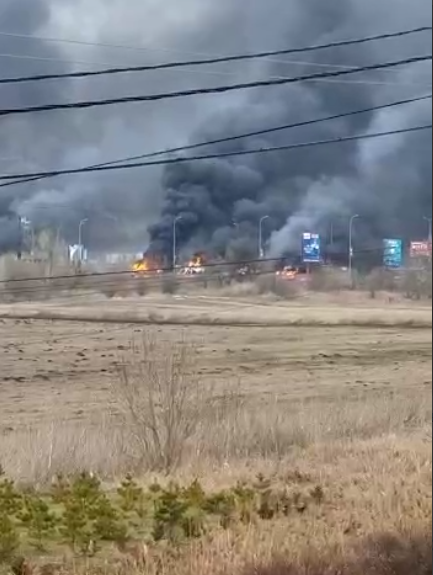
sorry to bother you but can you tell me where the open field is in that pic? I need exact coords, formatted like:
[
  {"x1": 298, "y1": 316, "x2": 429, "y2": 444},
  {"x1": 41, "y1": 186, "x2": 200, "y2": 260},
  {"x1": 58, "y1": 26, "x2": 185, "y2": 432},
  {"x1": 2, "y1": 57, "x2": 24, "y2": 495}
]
[
  {"x1": 0, "y1": 294, "x2": 431, "y2": 574},
  {"x1": 0, "y1": 294, "x2": 432, "y2": 429}
]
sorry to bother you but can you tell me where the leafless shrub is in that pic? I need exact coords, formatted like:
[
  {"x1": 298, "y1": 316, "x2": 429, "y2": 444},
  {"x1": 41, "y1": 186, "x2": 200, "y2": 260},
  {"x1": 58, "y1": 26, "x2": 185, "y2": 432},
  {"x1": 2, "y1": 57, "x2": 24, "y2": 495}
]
[
  {"x1": 0, "y1": 255, "x2": 97, "y2": 301},
  {"x1": 132, "y1": 277, "x2": 148, "y2": 297},
  {"x1": 220, "y1": 282, "x2": 260, "y2": 297},
  {"x1": 112, "y1": 331, "x2": 212, "y2": 473},
  {"x1": 161, "y1": 273, "x2": 180, "y2": 295},
  {"x1": 255, "y1": 275, "x2": 299, "y2": 300},
  {"x1": 112, "y1": 278, "x2": 138, "y2": 299},
  {"x1": 100, "y1": 281, "x2": 119, "y2": 299},
  {"x1": 403, "y1": 263, "x2": 432, "y2": 300},
  {"x1": 309, "y1": 267, "x2": 350, "y2": 292},
  {"x1": 365, "y1": 268, "x2": 399, "y2": 299},
  {"x1": 0, "y1": 257, "x2": 50, "y2": 302}
]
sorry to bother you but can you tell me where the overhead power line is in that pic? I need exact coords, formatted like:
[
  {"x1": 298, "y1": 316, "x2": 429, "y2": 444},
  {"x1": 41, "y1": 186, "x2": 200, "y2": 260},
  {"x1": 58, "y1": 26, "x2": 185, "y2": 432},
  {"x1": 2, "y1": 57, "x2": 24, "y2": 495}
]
[
  {"x1": 1, "y1": 51, "x2": 431, "y2": 90},
  {"x1": 0, "y1": 25, "x2": 430, "y2": 57},
  {"x1": 0, "y1": 93, "x2": 430, "y2": 189},
  {"x1": 0, "y1": 26, "x2": 431, "y2": 85},
  {"x1": 0, "y1": 54, "x2": 431, "y2": 119},
  {"x1": 0, "y1": 124, "x2": 431, "y2": 184}
]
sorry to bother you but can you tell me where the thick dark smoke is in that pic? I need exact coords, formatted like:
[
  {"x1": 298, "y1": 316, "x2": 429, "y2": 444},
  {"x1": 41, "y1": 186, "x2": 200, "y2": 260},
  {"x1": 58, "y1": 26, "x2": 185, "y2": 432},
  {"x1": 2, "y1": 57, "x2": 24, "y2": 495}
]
[
  {"x1": 0, "y1": 0, "x2": 432, "y2": 258},
  {"x1": 1, "y1": 0, "x2": 240, "y2": 253},
  {"x1": 0, "y1": 0, "x2": 60, "y2": 251},
  {"x1": 148, "y1": 0, "x2": 433, "y2": 259}
]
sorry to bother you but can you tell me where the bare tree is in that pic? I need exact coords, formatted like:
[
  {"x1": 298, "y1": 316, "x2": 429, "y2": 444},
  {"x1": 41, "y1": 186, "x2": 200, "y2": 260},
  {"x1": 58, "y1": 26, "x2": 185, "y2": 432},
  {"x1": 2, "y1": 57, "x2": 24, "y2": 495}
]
[{"x1": 113, "y1": 331, "x2": 211, "y2": 473}]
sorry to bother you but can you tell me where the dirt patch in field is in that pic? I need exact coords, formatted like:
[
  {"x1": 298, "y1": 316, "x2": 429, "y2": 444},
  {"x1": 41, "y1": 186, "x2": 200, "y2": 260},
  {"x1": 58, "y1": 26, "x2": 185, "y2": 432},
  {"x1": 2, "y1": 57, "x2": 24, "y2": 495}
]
[{"x1": 0, "y1": 313, "x2": 431, "y2": 428}]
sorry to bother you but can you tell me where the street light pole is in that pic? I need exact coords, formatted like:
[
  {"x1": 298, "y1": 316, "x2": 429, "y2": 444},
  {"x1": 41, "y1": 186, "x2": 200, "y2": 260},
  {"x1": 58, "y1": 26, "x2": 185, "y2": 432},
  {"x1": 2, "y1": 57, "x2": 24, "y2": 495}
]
[
  {"x1": 173, "y1": 215, "x2": 182, "y2": 271},
  {"x1": 78, "y1": 218, "x2": 88, "y2": 264},
  {"x1": 259, "y1": 215, "x2": 270, "y2": 259},
  {"x1": 349, "y1": 214, "x2": 359, "y2": 282}
]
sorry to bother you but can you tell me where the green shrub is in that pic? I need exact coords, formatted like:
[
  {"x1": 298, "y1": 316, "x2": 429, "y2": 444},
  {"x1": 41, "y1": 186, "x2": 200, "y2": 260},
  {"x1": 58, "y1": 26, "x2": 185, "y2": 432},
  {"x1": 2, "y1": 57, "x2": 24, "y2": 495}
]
[
  {"x1": 53, "y1": 472, "x2": 127, "y2": 555},
  {"x1": 0, "y1": 475, "x2": 22, "y2": 563},
  {"x1": 19, "y1": 495, "x2": 57, "y2": 551},
  {"x1": 0, "y1": 471, "x2": 326, "y2": 565}
]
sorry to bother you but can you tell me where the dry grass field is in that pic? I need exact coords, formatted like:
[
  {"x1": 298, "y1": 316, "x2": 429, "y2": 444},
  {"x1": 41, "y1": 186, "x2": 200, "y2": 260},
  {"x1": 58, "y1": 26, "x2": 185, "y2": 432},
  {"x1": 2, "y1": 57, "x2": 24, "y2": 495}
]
[{"x1": 0, "y1": 293, "x2": 431, "y2": 574}]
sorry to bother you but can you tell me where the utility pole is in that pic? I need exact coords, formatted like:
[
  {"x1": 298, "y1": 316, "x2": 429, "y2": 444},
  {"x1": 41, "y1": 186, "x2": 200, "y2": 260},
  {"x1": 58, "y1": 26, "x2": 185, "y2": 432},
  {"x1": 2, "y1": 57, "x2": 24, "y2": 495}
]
[
  {"x1": 349, "y1": 214, "x2": 360, "y2": 284},
  {"x1": 259, "y1": 215, "x2": 270, "y2": 259},
  {"x1": 173, "y1": 215, "x2": 182, "y2": 271}
]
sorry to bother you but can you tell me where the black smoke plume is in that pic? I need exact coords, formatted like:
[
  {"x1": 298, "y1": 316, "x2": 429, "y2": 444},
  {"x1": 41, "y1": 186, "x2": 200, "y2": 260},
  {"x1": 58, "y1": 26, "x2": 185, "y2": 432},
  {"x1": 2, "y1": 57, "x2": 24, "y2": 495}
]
[
  {"x1": 1, "y1": 0, "x2": 432, "y2": 259},
  {"x1": 148, "y1": 0, "x2": 432, "y2": 260}
]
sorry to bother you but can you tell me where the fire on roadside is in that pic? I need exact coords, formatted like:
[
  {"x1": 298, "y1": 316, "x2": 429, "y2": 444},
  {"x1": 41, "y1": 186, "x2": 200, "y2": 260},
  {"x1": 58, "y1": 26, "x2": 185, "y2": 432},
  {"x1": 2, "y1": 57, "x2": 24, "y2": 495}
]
[
  {"x1": 131, "y1": 255, "x2": 163, "y2": 276},
  {"x1": 188, "y1": 252, "x2": 206, "y2": 268},
  {"x1": 132, "y1": 260, "x2": 149, "y2": 273},
  {"x1": 180, "y1": 252, "x2": 207, "y2": 275},
  {"x1": 276, "y1": 265, "x2": 308, "y2": 280}
]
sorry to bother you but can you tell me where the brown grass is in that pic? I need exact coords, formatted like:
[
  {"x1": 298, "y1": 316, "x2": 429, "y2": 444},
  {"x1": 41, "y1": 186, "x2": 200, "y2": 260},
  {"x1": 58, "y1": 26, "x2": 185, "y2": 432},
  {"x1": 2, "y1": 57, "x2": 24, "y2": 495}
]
[
  {"x1": 245, "y1": 529, "x2": 432, "y2": 575},
  {"x1": 4, "y1": 525, "x2": 431, "y2": 574},
  {"x1": 0, "y1": 301, "x2": 431, "y2": 328},
  {"x1": 1, "y1": 389, "x2": 431, "y2": 484},
  {"x1": 0, "y1": 321, "x2": 431, "y2": 574}
]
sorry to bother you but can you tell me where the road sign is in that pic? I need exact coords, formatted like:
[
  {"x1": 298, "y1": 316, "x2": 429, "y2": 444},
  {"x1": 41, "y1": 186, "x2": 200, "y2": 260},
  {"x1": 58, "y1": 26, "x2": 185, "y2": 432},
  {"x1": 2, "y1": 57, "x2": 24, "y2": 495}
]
[
  {"x1": 410, "y1": 241, "x2": 432, "y2": 258},
  {"x1": 302, "y1": 233, "x2": 321, "y2": 263},
  {"x1": 383, "y1": 239, "x2": 403, "y2": 268}
]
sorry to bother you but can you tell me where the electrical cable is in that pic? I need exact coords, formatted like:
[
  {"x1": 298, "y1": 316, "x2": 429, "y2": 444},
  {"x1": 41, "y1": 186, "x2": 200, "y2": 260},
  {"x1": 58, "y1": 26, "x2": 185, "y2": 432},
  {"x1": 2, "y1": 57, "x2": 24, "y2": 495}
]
[
  {"x1": 0, "y1": 124, "x2": 430, "y2": 184},
  {"x1": 0, "y1": 26, "x2": 431, "y2": 85},
  {"x1": 1, "y1": 93, "x2": 430, "y2": 189},
  {"x1": 2, "y1": 50, "x2": 431, "y2": 92},
  {"x1": 0, "y1": 54, "x2": 431, "y2": 118},
  {"x1": 0, "y1": 26, "x2": 430, "y2": 58}
]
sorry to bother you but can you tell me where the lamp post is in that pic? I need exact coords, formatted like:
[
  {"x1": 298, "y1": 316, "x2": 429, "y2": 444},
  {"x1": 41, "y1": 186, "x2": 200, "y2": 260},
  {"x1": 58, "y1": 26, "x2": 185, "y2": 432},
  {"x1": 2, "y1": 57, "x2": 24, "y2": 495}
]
[
  {"x1": 78, "y1": 218, "x2": 88, "y2": 263},
  {"x1": 173, "y1": 215, "x2": 182, "y2": 271},
  {"x1": 259, "y1": 215, "x2": 270, "y2": 259},
  {"x1": 349, "y1": 214, "x2": 359, "y2": 282}
]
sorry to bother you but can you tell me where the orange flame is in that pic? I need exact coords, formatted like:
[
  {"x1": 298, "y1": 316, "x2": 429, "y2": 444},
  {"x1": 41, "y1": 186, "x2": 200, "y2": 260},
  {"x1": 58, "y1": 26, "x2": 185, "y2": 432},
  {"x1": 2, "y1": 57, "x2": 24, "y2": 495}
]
[
  {"x1": 188, "y1": 253, "x2": 205, "y2": 268},
  {"x1": 132, "y1": 259, "x2": 149, "y2": 273},
  {"x1": 276, "y1": 266, "x2": 299, "y2": 280}
]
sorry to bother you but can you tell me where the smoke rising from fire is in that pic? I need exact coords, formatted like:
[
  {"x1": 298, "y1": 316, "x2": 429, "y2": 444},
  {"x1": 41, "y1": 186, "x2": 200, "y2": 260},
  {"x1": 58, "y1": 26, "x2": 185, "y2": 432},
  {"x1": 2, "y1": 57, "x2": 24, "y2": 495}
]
[{"x1": 0, "y1": 0, "x2": 432, "y2": 257}]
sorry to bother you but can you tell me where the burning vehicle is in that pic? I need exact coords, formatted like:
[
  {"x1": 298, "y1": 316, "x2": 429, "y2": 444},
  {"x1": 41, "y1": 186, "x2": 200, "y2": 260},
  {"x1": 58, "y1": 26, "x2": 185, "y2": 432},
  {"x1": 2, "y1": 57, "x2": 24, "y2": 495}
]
[
  {"x1": 131, "y1": 254, "x2": 164, "y2": 277},
  {"x1": 179, "y1": 252, "x2": 207, "y2": 275},
  {"x1": 276, "y1": 266, "x2": 302, "y2": 280},
  {"x1": 275, "y1": 257, "x2": 309, "y2": 281}
]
